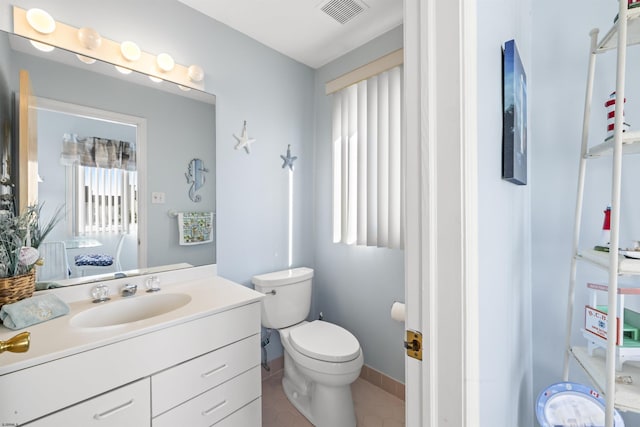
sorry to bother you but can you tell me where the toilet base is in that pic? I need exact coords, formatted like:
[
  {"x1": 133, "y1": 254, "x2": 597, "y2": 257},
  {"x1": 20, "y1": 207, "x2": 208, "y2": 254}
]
[{"x1": 281, "y1": 352, "x2": 357, "y2": 427}]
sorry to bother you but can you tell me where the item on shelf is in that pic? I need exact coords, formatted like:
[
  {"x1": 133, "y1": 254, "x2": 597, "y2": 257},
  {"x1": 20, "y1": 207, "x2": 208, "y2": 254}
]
[
  {"x1": 536, "y1": 382, "x2": 625, "y2": 427},
  {"x1": 621, "y1": 249, "x2": 640, "y2": 259},
  {"x1": 597, "y1": 205, "x2": 611, "y2": 248},
  {"x1": 604, "y1": 92, "x2": 630, "y2": 140}
]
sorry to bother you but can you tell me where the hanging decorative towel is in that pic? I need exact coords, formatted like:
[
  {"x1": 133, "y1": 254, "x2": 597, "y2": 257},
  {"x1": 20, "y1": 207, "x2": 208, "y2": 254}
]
[{"x1": 177, "y1": 212, "x2": 214, "y2": 245}]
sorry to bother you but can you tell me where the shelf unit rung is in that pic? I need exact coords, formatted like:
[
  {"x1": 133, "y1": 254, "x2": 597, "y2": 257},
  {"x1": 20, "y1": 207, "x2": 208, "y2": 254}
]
[
  {"x1": 571, "y1": 346, "x2": 640, "y2": 413},
  {"x1": 577, "y1": 249, "x2": 640, "y2": 275},
  {"x1": 597, "y1": 8, "x2": 640, "y2": 52},
  {"x1": 586, "y1": 131, "x2": 640, "y2": 157}
]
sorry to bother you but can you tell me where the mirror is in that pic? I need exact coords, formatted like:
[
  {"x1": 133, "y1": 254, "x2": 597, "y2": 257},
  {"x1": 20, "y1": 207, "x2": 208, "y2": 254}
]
[{"x1": 0, "y1": 29, "x2": 216, "y2": 287}]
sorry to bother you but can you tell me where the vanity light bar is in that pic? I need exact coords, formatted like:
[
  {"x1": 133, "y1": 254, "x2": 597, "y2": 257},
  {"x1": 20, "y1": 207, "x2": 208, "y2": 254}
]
[{"x1": 12, "y1": 6, "x2": 205, "y2": 91}]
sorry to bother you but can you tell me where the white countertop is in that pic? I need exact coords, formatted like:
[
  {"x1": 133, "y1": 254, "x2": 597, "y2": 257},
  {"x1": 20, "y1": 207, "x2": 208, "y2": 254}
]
[{"x1": 0, "y1": 265, "x2": 264, "y2": 375}]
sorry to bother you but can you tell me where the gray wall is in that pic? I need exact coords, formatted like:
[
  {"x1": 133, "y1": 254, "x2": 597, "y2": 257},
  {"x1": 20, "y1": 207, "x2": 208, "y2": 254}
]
[
  {"x1": 531, "y1": 1, "x2": 640, "y2": 426},
  {"x1": 477, "y1": 0, "x2": 533, "y2": 425},
  {"x1": 313, "y1": 27, "x2": 405, "y2": 382}
]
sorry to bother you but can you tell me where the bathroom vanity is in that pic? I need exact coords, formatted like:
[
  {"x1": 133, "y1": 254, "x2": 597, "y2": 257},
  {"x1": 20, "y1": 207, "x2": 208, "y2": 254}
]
[{"x1": 0, "y1": 265, "x2": 263, "y2": 426}]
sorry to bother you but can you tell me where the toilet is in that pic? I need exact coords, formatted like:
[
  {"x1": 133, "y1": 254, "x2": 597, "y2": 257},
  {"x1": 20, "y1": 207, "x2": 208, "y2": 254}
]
[{"x1": 252, "y1": 267, "x2": 363, "y2": 427}]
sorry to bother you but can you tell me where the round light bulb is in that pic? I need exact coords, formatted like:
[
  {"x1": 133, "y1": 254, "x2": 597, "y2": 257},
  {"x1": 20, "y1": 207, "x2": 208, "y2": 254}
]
[
  {"x1": 120, "y1": 41, "x2": 141, "y2": 61},
  {"x1": 30, "y1": 40, "x2": 55, "y2": 52},
  {"x1": 114, "y1": 65, "x2": 132, "y2": 75},
  {"x1": 156, "y1": 53, "x2": 175, "y2": 72},
  {"x1": 26, "y1": 8, "x2": 56, "y2": 34},
  {"x1": 76, "y1": 54, "x2": 96, "y2": 64},
  {"x1": 77, "y1": 27, "x2": 102, "y2": 50},
  {"x1": 149, "y1": 76, "x2": 163, "y2": 83},
  {"x1": 187, "y1": 65, "x2": 204, "y2": 82}
]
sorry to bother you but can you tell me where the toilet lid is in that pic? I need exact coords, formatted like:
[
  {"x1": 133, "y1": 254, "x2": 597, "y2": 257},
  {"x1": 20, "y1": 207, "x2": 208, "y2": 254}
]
[{"x1": 289, "y1": 320, "x2": 360, "y2": 363}]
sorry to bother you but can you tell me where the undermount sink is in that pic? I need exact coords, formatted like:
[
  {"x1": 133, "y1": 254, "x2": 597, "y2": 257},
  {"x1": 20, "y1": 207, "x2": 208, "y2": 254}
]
[{"x1": 71, "y1": 293, "x2": 192, "y2": 328}]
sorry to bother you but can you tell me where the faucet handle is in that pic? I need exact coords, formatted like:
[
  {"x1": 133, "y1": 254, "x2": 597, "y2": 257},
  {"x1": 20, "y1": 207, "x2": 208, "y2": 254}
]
[
  {"x1": 91, "y1": 284, "x2": 110, "y2": 303},
  {"x1": 120, "y1": 283, "x2": 138, "y2": 297},
  {"x1": 145, "y1": 276, "x2": 161, "y2": 292}
]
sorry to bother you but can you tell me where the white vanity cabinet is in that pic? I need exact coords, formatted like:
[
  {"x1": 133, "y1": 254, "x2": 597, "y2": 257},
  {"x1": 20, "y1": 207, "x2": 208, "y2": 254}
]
[{"x1": 0, "y1": 275, "x2": 263, "y2": 427}]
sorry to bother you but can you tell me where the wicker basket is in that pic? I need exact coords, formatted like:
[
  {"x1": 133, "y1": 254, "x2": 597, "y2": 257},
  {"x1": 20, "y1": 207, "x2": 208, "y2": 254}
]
[{"x1": 0, "y1": 270, "x2": 36, "y2": 308}]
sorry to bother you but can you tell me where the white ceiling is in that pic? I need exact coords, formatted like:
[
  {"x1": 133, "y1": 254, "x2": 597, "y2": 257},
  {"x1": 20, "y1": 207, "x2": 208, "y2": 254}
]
[{"x1": 176, "y1": 0, "x2": 403, "y2": 69}]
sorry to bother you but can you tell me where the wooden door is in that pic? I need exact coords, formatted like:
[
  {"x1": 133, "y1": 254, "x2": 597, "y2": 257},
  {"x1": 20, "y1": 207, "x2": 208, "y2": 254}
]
[{"x1": 18, "y1": 69, "x2": 37, "y2": 214}]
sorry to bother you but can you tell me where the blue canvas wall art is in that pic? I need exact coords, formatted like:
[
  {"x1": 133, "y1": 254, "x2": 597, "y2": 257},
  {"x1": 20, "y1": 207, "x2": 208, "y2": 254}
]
[{"x1": 502, "y1": 39, "x2": 527, "y2": 185}]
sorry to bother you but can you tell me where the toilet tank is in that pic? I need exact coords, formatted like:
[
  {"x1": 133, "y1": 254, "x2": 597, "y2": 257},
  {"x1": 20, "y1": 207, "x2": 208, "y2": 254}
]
[{"x1": 252, "y1": 267, "x2": 314, "y2": 329}]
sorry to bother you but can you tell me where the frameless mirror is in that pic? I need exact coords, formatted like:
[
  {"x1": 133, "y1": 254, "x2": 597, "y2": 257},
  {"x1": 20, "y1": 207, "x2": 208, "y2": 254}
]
[{"x1": 0, "y1": 29, "x2": 216, "y2": 288}]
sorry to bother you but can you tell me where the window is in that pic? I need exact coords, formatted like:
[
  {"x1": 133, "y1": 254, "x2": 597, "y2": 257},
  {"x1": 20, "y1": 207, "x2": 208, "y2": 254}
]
[
  {"x1": 330, "y1": 65, "x2": 403, "y2": 248},
  {"x1": 74, "y1": 165, "x2": 137, "y2": 234},
  {"x1": 61, "y1": 134, "x2": 138, "y2": 234}
]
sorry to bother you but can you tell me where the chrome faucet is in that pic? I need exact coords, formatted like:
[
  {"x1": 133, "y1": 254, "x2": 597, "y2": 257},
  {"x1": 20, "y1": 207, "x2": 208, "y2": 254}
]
[{"x1": 120, "y1": 283, "x2": 138, "y2": 297}]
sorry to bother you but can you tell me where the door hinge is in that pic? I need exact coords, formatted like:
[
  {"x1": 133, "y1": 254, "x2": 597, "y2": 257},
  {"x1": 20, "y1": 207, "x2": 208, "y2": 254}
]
[{"x1": 404, "y1": 330, "x2": 422, "y2": 361}]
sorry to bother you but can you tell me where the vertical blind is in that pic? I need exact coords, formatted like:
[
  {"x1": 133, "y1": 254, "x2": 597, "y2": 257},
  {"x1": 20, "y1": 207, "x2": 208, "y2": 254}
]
[
  {"x1": 61, "y1": 134, "x2": 138, "y2": 235},
  {"x1": 75, "y1": 165, "x2": 137, "y2": 234},
  {"x1": 331, "y1": 65, "x2": 403, "y2": 249}
]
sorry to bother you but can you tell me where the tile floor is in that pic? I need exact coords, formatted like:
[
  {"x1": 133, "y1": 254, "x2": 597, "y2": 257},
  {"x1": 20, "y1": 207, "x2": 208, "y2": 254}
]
[{"x1": 261, "y1": 370, "x2": 405, "y2": 427}]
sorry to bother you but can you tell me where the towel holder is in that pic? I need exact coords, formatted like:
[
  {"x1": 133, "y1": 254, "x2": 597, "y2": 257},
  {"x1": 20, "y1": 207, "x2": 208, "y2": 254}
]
[{"x1": 168, "y1": 210, "x2": 216, "y2": 218}]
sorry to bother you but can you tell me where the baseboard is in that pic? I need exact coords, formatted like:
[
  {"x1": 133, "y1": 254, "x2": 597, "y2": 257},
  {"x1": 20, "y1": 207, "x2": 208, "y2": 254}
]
[
  {"x1": 261, "y1": 356, "x2": 405, "y2": 401},
  {"x1": 261, "y1": 355, "x2": 284, "y2": 382},
  {"x1": 360, "y1": 364, "x2": 405, "y2": 401}
]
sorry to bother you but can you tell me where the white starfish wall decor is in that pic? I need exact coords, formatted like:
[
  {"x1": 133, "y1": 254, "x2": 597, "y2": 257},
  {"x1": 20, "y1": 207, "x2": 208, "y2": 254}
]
[{"x1": 233, "y1": 120, "x2": 256, "y2": 154}]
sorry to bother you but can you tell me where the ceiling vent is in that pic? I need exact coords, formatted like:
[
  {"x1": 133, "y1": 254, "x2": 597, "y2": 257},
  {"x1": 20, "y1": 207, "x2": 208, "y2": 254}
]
[{"x1": 319, "y1": 0, "x2": 368, "y2": 25}]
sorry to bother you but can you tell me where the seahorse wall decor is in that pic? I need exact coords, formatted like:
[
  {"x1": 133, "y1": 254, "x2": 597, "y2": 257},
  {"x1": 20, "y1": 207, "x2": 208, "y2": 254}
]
[{"x1": 185, "y1": 158, "x2": 209, "y2": 202}]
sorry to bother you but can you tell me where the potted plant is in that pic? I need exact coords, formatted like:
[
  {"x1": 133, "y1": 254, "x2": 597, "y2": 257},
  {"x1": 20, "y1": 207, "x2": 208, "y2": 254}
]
[{"x1": 0, "y1": 204, "x2": 63, "y2": 306}]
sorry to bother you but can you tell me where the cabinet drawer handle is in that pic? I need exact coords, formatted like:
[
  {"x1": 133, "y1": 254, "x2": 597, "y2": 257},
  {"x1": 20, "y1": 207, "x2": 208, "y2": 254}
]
[
  {"x1": 93, "y1": 399, "x2": 135, "y2": 420},
  {"x1": 201, "y1": 363, "x2": 227, "y2": 378},
  {"x1": 202, "y1": 400, "x2": 227, "y2": 416}
]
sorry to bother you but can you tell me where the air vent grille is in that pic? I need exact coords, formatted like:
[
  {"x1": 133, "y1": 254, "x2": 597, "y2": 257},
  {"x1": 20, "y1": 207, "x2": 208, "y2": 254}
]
[{"x1": 320, "y1": 0, "x2": 367, "y2": 25}]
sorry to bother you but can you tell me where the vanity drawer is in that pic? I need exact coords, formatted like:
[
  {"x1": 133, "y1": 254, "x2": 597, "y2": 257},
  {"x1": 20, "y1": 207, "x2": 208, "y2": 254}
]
[
  {"x1": 26, "y1": 378, "x2": 150, "y2": 427},
  {"x1": 214, "y1": 397, "x2": 261, "y2": 426},
  {"x1": 151, "y1": 333, "x2": 260, "y2": 416},
  {"x1": 152, "y1": 365, "x2": 260, "y2": 427}
]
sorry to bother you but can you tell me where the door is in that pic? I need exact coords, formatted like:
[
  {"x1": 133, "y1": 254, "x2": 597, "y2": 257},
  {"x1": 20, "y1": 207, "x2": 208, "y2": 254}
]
[
  {"x1": 18, "y1": 69, "x2": 38, "y2": 214},
  {"x1": 404, "y1": 0, "x2": 479, "y2": 425}
]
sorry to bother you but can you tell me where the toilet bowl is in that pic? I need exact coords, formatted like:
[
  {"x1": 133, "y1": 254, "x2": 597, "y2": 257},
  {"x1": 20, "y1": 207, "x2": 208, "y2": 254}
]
[
  {"x1": 252, "y1": 268, "x2": 363, "y2": 427},
  {"x1": 279, "y1": 321, "x2": 364, "y2": 426}
]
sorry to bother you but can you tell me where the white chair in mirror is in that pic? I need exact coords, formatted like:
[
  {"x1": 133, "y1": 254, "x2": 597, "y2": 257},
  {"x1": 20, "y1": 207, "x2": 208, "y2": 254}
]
[
  {"x1": 36, "y1": 241, "x2": 70, "y2": 282},
  {"x1": 74, "y1": 234, "x2": 125, "y2": 277}
]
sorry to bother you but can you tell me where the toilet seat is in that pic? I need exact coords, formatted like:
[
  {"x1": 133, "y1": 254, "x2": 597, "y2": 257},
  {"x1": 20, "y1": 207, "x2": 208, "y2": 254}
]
[{"x1": 289, "y1": 320, "x2": 360, "y2": 363}]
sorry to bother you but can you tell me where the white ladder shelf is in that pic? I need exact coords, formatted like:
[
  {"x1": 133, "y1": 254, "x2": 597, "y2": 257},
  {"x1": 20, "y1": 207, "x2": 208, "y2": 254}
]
[{"x1": 564, "y1": 2, "x2": 640, "y2": 426}]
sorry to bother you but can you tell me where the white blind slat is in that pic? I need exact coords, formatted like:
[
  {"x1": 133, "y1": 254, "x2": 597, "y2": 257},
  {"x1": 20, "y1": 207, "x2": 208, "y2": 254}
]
[
  {"x1": 356, "y1": 81, "x2": 367, "y2": 245},
  {"x1": 389, "y1": 67, "x2": 402, "y2": 249},
  {"x1": 332, "y1": 92, "x2": 343, "y2": 243},
  {"x1": 340, "y1": 91, "x2": 349, "y2": 243},
  {"x1": 347, "y1": 85, "x2": 358, "y2": 244},
  {"x1": 367, "y1": 77, "x2": 379, "y2": 246},
  {"x1": 377, "y1": 71, "x2": 390, "y2": 248}
]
